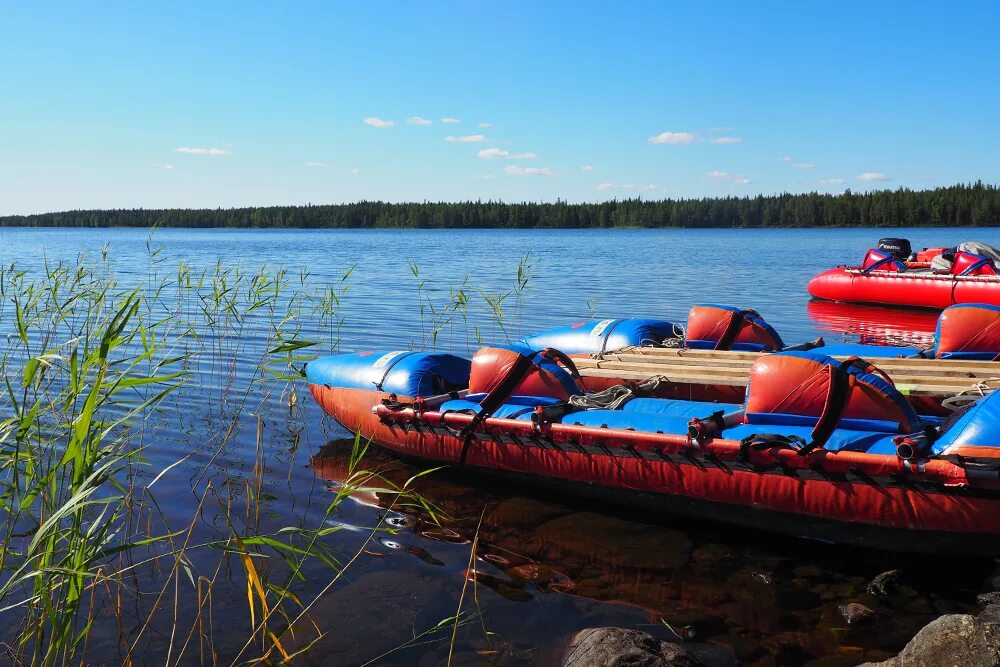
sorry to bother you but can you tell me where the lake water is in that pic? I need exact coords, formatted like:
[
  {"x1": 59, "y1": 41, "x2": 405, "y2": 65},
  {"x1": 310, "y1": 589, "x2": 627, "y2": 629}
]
[{"x1": 1, "y1": 226, "x2": 996, "y2": 666}]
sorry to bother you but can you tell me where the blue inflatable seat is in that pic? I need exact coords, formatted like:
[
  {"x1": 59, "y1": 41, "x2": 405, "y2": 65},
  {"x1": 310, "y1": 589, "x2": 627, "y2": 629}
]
[
  {"x1": 516, "y1": 319, "x2": 679, "y2": 355},
  {"x1": 439, "y1": 393, "x2": 562, "y2": 420},
  {"x1": 817, "y1": 343, "x2": 922, "y2": 359},
  {"x1": 721, "y1": 423, "x2": 899, "y2": 455},
  {"x1": 621, "y1": 398, "x2": 741, "y2": 418},
  {"x1": 307, "y1": 350, "x2": 471, "y2": 396},
  {"x1": 562, "y1": 410, "x2": 693, "y2": 435}
]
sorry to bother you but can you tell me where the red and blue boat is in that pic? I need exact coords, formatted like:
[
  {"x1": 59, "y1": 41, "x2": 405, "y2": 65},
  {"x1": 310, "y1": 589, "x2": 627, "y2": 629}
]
[
  {"x1": 306, "y1": 304, "x2": 1000, "y2": 554},
  {"x1": 809, "y1": 238, "x2": 1000, "y2": 309}
]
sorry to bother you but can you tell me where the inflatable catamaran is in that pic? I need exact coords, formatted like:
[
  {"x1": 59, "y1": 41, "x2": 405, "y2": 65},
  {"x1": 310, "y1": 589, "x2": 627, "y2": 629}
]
[
  {"x1": 809, "y1": 238, "x2": 1000, "y2": 309},
  {"x1": 307, "y1": 304, "x2": 1000, "y2": 554}
]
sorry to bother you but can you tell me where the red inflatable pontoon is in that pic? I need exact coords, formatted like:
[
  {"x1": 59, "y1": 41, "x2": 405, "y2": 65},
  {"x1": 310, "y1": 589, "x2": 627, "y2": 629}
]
[
  {"x1": 808, "y1": 267, "x2": 1000, "y2": 309},
  {"x1": 809, "y1": 243, "x2": 1000, "y2": 309}
]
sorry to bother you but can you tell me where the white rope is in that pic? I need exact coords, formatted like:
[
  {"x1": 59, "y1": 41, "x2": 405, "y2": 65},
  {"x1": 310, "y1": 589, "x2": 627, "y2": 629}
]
[
  {"x1": 567, "y1": 375, "x2": 671, "y2": 411},
  {"x1": 940, "y1": 378, "x2": 1000, "y2": 412}
]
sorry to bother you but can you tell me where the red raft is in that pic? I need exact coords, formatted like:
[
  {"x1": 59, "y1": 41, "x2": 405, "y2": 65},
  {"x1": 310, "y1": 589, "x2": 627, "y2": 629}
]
[
  {"x1": 307, "y1": 343, "x2": 1000, "y2": 555},
  {"x1": 809, "y1": 242, "x2": 1000, "y2": 309}
]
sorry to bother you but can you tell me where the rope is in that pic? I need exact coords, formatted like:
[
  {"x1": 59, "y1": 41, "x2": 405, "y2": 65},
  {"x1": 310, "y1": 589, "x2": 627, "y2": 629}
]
[
  {"x1": 940, "y1": 378, "x2": 1000, "y2": 412},
  {"x1": 566, "y1": 375, "x2": 670, "y2": 411}
]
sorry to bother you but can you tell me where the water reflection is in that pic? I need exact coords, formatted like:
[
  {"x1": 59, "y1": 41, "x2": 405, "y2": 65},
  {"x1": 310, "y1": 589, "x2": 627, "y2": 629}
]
[
  {"x1": 312, "y1": 440, "x2": 991, "y2": 666},
  {"x1": 806, "y1": 300, "x2": 938, "y2": 347}
]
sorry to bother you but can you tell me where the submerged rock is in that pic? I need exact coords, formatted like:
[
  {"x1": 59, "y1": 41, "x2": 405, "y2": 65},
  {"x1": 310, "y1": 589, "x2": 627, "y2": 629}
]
[
  {"x1": 857, "y1": 604, "x2": 1000, "y2": 667},
  {"x1": 561, "y1": 627, "x2": 738, "y2": 667},
  {"x1": 838, "y1": 602, "x2": 876, "y2": 625},
  {"x1": 866, "y1": 570, "x2": 912, "y2": 600}
]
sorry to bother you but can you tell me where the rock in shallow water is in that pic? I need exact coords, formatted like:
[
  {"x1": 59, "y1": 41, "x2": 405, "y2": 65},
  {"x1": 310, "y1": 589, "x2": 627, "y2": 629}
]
[
  {"x1": 839, "y1": 602, "x2": 876, "y2": 625},
  {"x1": 857, "y1": 604, "x2": 1000, "y2": 667},
  {"x1": 560, "y1": 627, "x2": 737, "y2": 667}
]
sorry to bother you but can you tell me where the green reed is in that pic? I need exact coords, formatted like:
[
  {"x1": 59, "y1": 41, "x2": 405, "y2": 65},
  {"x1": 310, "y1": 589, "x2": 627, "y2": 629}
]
[{"x1": 0, "y1": 243, "x2": 533, "y2": 665}]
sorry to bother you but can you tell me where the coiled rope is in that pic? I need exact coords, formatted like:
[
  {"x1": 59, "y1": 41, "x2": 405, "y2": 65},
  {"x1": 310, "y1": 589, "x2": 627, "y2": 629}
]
[
  {"x1": 941, "y1": 378, "x2": 1000, "y2": 412},
  {"x1": 566, "y1": 375, "x2": 671, "y2": 411}
]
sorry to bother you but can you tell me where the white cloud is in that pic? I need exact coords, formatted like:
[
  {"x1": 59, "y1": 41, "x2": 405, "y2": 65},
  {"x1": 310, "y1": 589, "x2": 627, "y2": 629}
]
[
  {"x1": 446, "y1": 134, "x2": 487, "y2": 143},
  {"x1": 857, "y1": 172, "x2": 890, "y2": 182},
  {"x1": 778, "y1": 156, "x2": 792, "y2": 162},
  {"x1": 711, "y1": 137, "x2": 742, "y2": 144},
  {"x1": 478, "y1": 148, "x2": 509, "y2": 159},
  {"x1": 596, "y1": 183, "x2": 658, "y2": 191},
  {"x1": 351, "y1": 168, "x2": 360, "y2": 174},
  {"x1": 504, "y1": 165, "x2": 554, "y2": 176},
  {"x1": 477, "y1": 148, "x2": 538, "y2": 159},
  {"x1": 163, "y1": 164, "x2": 175, "y2": 170},
  {"x1": 173, "y1": 147, "x2": 231, "y2": 156},
  {"x1": 441, "y1": 117, "x2": 461, "y2": 124},
  {"x1": 482, "y1": 174, "x2": 496, "y2": 179},
  {"x1": 793, "y1": 163, "x2": 816, "y2": 169},
  {"x1": 478, "y1": 122, "x2": 492, "y2": 128},
  {"x1": 407, "y1": 116, "x2": 432, "y2": 125},
  {"x1": 581, "y1": 165, "x2": 594, "y2": 172},
  {"x1": 707, "y1": 170, "x2": 750, "y2": 185},
  {"x1": 363, "y1": 117, "x2": 395, "y2": 128},
  {"x1": 305, "y1": 161, "x2": 327, "y2": 168},
  {"x1": 819, "y1": 178, "x2": 845, "y2": 184},
  {"x1": 648, "y1": 131, "x2": 696, "y2": 145}
]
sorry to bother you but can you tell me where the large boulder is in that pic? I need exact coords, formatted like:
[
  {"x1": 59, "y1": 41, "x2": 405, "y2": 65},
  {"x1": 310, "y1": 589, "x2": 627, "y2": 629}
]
[
  {"x1": 561, "y1": 627, "x2": 737, "y2": 667},
  {"x1": 858, "y1": 604, "x2": 1000, "y2": 667}
]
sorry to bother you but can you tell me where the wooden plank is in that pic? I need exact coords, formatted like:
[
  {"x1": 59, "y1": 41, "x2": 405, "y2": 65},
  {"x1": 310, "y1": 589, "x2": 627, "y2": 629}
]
[
  {"x1": 582, "y1": 359, "x2": 988, "y2": 389},
  {"x1": 576, "y1": 367, "x2": 965, "y2": 398},
  {"x1": 604, "y1": 345, "x2": 1000, "y2": 373},
  {"x1": 579, "y1": 354, "x2": 1000, "y2": 380}
]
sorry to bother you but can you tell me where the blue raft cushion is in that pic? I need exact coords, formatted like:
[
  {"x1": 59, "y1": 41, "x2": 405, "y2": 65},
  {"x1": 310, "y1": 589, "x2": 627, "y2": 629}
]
[
  {"x1": 562, "y1": 409, "x2": 694, "y2": 436},
  {"x1": 816, "y1": 343, "x2": 923, "y2": 359},
  {"x1": 621, "y1": 398, "x2": 741, "y2": 418},
  {"x1": 720, "y1": 424, "x2": 900, "y2": 455},
  {"x1": 743, "y1": 350, "x2": 921, "y2": 435},
  {"x1": 515, "y1": 318, "x2": 679, "y2": 356},
  {"x1": 306, "y1": 350, "x2": 471, "y2": 397},
  {"x1": 439, "y1": 394, "x2": 562, "y2": 421}
]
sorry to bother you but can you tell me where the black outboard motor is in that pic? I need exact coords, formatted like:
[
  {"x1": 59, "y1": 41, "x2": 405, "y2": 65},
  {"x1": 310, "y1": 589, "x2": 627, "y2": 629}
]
[{"x1": 877, "y1": 238, "x2": 912, "y2": 260}]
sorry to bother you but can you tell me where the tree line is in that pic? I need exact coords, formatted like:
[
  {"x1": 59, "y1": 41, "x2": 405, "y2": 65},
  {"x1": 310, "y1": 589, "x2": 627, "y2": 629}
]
[{"x1": 3, "y1": 182, "x2": 999, "y2": 229}]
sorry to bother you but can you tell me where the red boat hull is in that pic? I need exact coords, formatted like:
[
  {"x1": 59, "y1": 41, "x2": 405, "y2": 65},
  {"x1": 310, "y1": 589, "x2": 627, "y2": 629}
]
[
  {"x1": 808, "y1": 267, "x2": 1000, "y2": 309},
  {"x1": 310, "y1": 384, "x2": 1000, "y2": 554}
]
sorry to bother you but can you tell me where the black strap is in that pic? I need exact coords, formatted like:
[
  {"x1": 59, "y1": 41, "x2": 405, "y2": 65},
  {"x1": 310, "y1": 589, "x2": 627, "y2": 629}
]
[
  {"x1": 800, "y1": 361, "x2": 854, "y2": 456},
  {"x1": 738, "y1": 433, "x2": 807, "y2": 461},
  {"x1": 539, "y1": 347, "x2": 582, "y2": 380},
  {"x1": 781, "y1": 337, "x2": 825, "y2": 352},
  {"x1": 597, "y1": 319, "x2": 623, "y2": 355},
  {"x1": 373, "y1": 351, "x2": 417, "y2": 391},
  {"x1": 714, "y1": 309, "x2": 757, "y2": 351},
  {"x1": 458, "y1": 352, "x2": 537, "y2": 465}
]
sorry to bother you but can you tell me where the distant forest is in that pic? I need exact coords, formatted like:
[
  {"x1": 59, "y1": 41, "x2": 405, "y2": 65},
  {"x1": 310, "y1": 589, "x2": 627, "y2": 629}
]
[{"x1": 3, "y1": 182, "x2": 999, "y2": 229}]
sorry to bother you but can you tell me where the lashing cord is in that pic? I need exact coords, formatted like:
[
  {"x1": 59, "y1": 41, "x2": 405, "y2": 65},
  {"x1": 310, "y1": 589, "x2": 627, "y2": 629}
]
[
  {"x1": 941, "y1": 378, "x2": 1000, "y2": 412},
  {"x1": 565, "y1": 375, "x2": 671, "y2": 411}
]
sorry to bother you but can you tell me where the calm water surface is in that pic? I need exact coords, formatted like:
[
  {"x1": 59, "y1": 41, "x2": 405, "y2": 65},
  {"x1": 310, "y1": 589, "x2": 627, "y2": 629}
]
[{"x1": 2, "y1": 226, "x2": 997, "y2": 666}]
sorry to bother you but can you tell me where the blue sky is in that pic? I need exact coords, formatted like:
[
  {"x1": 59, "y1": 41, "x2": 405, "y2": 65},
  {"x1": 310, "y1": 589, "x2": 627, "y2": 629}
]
[{"x1": 1, "y1": 1, "x2": 997, "y2": 214}]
